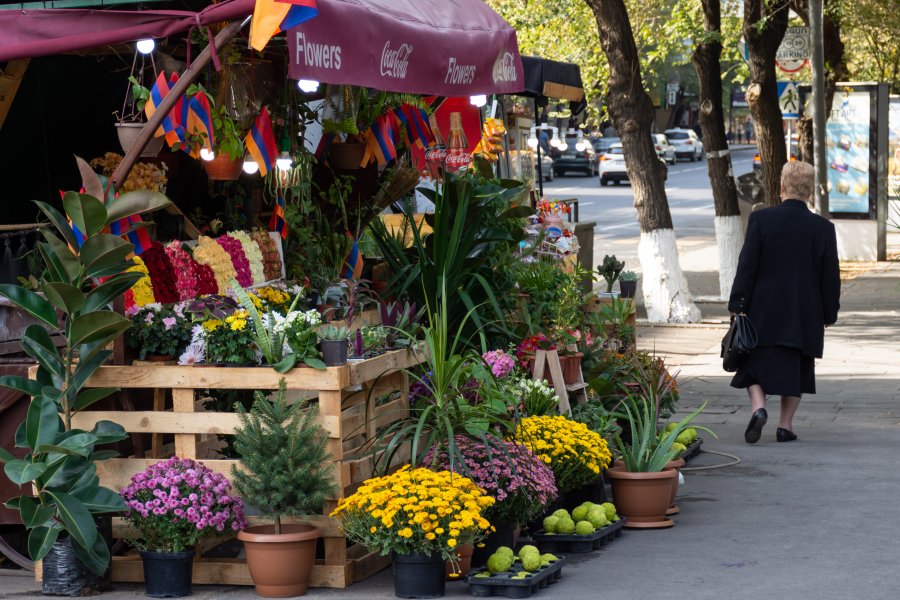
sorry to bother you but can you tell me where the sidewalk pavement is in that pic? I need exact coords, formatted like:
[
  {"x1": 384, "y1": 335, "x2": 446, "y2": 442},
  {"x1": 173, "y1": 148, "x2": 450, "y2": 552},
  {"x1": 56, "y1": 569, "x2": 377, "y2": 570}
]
[{"x1": 2, "y1": 260, "x2": 898, "y2": 599}]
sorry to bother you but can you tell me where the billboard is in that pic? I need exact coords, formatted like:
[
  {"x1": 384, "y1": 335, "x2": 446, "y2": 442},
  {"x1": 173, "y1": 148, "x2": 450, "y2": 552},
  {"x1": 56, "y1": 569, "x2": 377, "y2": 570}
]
[
  {"x1": 890, "y1": 97, "x2": 900, "y2": 202},
  {"x1": 825, "y1": 88, "x2": 872, "y2": 214}
]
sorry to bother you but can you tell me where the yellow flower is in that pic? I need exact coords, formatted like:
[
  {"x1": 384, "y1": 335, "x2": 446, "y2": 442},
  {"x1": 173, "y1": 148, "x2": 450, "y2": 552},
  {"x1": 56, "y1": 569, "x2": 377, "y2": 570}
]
[
  {"x1": 203, "y1": 319, "x2": 222, "y2": 332},
  {"x1": 426, "y1": 532, "x2": 436, "y2": 540},
  {"x1": 447, "y1": 539, "x2": 457, "y2": 548},
  {"x1": 126, "y1": 257, "x2": 155, "y2": 307},
  {"x1": 370, "y1": 526, "x2": 377, "y2": 533},
  {"x1": 398, "y1": 528, "x2": 413, "y2": 538},
  {"x1": 229, "y1": 318, "x2": 247, "y2": 331}
]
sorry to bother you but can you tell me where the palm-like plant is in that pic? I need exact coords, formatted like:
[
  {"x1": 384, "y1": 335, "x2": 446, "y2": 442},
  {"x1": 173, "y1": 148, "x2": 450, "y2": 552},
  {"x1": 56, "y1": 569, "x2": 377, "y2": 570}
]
[{"x1": 0, "y1": 157, "x2": 170, "y2": 574}]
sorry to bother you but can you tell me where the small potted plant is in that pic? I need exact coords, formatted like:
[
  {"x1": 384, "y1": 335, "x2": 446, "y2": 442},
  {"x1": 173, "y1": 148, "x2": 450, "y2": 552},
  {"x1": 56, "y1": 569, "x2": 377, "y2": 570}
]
[
  {"x1": 278, "y1": 309, "x2": 326, "y2": 369},
  {"x1": 233, "y1": 381, "x2": 336, "y2": 597},
  {"x1": 618, "y1": 270, "x2": 638, "y2": 298},
  {"x1": 331, "y1": 466, "x2": 495, "y2": 599},
  {"x1": 202, "y1": 309, "x2": 259, "y2": 365},
  {"x1": 120, "y1": 457, "x2": 246, "y2": 598},
  {"x1": 115, "y1": 75, "x2": 165, "y2": 157},
  {"x1": 126, "y1": 304, "x2": 192, "y2": 361},
  {"x1": 596, "y1": 255, "x2": 625, "y2": 298},
  {"x1": 319, "y1": 325, "x2": 351, "y2": 366},
  {"x1": 176, "y1": 87, "x2": 245, "y2": 180}
]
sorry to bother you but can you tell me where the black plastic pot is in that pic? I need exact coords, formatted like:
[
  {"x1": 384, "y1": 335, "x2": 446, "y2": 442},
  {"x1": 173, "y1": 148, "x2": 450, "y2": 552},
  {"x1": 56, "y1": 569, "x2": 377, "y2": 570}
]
[
  {"x1": 392, "y1": 552, "x2": 445, "y2": 599},
  {"x1": 619, "y1": 280, "x2": 637, "y2": 298},
  {"x1": 471, "y1": 521, "x2": 515, "y2": 568},
  {"x1": 565, "y1": 478, "x2": 608, "y2": 507},
  {"x1": 41, "y1": 535, "x2": 105, "y2": 596},
  {"x1": 140, "y1": 549, "x2": 195, "y2": 598},
  {"x1": 321, "y1": 339, "x2": 348, "y2": 366}
]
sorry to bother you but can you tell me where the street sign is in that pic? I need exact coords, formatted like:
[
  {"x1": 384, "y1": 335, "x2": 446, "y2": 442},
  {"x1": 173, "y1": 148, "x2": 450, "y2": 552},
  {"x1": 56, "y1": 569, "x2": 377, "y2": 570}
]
[
  {"x1": 776, "y1": 27, "x2": 810, "y2": 73},
  {"x1": 778, "y1": 81, "x2": 801, "y2": 119},
  {"x1": 666, "y1": 83, "x2": 679, "y2": 107}
]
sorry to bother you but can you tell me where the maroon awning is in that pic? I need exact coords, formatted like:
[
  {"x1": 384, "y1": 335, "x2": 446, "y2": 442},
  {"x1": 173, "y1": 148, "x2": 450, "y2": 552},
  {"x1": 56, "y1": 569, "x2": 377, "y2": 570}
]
[
  {"x1": 287, "y1": 0, "x2": 524, "y2": 96},
  {"x1": 0, "y1": 0, "x2": 255, "y2": 62}
]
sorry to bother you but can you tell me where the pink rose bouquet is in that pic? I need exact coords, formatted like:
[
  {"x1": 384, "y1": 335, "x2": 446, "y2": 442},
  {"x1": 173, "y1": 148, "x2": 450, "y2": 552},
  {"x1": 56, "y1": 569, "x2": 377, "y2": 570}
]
[
  {"x1": 217, "y1": 234, "x2": 253, "y2": 287},
  {"x1": 120, "y1": 457, "x2": 247, "y2": 552}
]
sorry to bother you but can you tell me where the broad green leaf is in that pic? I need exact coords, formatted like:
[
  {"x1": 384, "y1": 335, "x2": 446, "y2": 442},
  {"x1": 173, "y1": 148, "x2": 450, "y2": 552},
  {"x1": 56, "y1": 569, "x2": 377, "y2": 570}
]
[
  {"x1": 69, "y1": 311, "x2": 130, "y2": 347},
  {"x1": 74, "y1": 156, "x2": 104, "y2": 200},
  {"x1": 91, "y1": 450, "x2": 119, "y2": 462},
  {"x1": 82, "y1": 272, "x2": 142, "y2": 313},
  {"x1": 105, "y1": 190, "x2": 170, "y2": 224},
  {"x1": 80, "y1": 234, "x2": 133, "y2": 278},
  {"x1": 85, "y1": 259, "x2": 135, "y2": 280},
  {"x1": 38, "y1": 242, "x2": 67, "y2": 284},
  {"x1": 4, "y1": 459, "x2": 48, "y2": 484},
  {"x1": 28, "y1": 526, "x2": 60, "y2": 562},
  {"x1": 40, "y1": 229, "x2": 82, "y2": 282},
  {"x1": 73, "y1": 388, "x2": 118, "y2": 411},
  {"x1": 33, "y1": 200, "x2": 79, "y2": 249},
  {"x1": 41, "y1": 282, "x2": 84, "y2": 315},
  {"x1": 64, "y1": 463, "x2": 98, "y2": 492},
  {"x1": 26, "y1": 394, "x2": 61, "y2": 450},
  {"x1": 69, "y1": 350, "x2": 112, "y2": 399},
  {"x1": 0, "y1": 447, "x2": 14, "y2": 463},
  {"x1": 20, "y1": 496, "x2": 54, "y2": 528},
  {"x1": 63, "y1": 192, "x2": 107, "y2": 238},
  {"x1": 74, "y1": 486, "x2": 125, "y2": 513},
  {"x1": 45, "y1": 490, "x2": 97, "y2": 550},
  {"x1": 89, "y1": 420, "x2": 127, "y2": 445},
  {"x1": 21, "y1": 336, "x2": 63, "y2": 379},
  {"x1": 0, "y1": 284, "x2": 58, "y2": 328},
  {"x1": 14, "y1": 421, "x2": 27, "y2": 448},
  {"x1": 273, "y1": 354, "x2": 298, "y2": 373},
  {"x1": 54, "y1": 432, "x2": 99, "y2": 454},
  {"x1": 304, "y1": 357, "x2": 327, "y2": 370},
  {"x1": 0, "y1": 375, "x2": 43, "y2": 398},
  {"x1": 70, "y1": 531, "x2": 110, "y2": 576}
]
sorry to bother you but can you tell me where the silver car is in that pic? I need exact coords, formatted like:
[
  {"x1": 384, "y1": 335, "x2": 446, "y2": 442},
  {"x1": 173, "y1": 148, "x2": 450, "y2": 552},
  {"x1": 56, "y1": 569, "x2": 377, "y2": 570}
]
[{"x1": 664, "y1": 128, "x2": 704, "y2": 162}]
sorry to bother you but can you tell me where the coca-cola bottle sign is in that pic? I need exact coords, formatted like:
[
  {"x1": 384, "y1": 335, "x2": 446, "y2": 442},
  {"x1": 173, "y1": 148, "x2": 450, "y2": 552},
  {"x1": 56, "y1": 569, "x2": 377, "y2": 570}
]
[{"x1": 444, "y1": 112, "x2": 471, "y2": 174}]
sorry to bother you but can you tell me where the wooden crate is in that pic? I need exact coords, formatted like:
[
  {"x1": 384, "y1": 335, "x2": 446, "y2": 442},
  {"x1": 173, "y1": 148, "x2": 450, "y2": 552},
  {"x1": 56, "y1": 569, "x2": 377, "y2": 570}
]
[{"x1": 44, "y1": 349, "x2": 422, "y2": 588}]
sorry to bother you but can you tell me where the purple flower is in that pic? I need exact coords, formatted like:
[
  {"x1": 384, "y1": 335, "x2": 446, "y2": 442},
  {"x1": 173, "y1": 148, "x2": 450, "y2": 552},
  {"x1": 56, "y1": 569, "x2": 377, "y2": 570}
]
[
  {"x1": 482, "y1": 350, "x2": 516, "y2": 378},
  {"x1": 162, "y1": 316, "x2": 177, "y2": 331}
]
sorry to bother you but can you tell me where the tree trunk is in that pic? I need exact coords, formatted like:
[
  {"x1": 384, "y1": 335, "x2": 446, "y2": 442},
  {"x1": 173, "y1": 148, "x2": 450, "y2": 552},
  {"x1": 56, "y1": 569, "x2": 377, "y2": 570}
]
[
  {"x1": 744, "y1": 0, "x2": 789, "y2": 206},
  {"x1": 692, "y1": 0, "x2": 744, "y2": 300},
  {"x1": 583, "y1": 0, "x2": 700, "y2": 323}
]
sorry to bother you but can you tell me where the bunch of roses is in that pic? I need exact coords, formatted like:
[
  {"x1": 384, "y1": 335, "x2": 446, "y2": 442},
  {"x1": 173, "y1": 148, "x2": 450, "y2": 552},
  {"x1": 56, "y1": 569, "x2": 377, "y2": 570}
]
[
  {"x1": 216, "y1": 235, "x2": 252, "y2": 287},
  {"x1": 165, "y1": 242, "x2": 211, "y2": 300},
  {"x1": 141, "y1": 241, "x2": 179, "y2": 304},
  {"x1": 192, "y1": 236, "x2": 236, "y2": 294},
  {"x1": 120, "y1": 457, "x2": 246, "y2": 553},
  {"x1": 514, "y1": 415, "x2": 612, "y2": 493},
  {"x1": 330, "y1": 466, "x2": 494, "y2": 561},
  {"x1": 424, "y1": 435, "x2": 557, "y2": 525},
  {"x1": 229, "y1": 230, "x2": 266, "y2": 285},
  {"x1": 124, "y1": 256, "x2": 155, "y2": 312},
  {"x1": 251, "y1": 229, "x2": 282, "y2": 281},
  {"x1": 482, "y1": 349, "x2": 516, "y2": 378},
  {"x1": 515, "y1": 334, "x2": 556, "y2": 369}
]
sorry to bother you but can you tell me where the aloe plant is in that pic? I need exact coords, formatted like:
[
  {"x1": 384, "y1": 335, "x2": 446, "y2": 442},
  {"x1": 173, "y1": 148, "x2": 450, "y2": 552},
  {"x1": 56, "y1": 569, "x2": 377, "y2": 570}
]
[{"x1": 0, "y1": 157, "x2": 170, "y2": 575}]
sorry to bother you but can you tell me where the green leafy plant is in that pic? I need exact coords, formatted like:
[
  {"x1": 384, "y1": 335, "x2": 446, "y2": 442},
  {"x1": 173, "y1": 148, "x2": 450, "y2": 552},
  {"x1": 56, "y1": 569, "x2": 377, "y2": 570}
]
[
  {"x1": 231, "y1": 281, "x2": 304, "y2": 372},
  {"x1": 571, "y1": 399, "x2": 623, "y2": 441},
  {"x1": 319, "y1": 325, "x2": 351, "y2": 341},
  {"x1": 127, "y1": 76, "x2": 151, "y2": 114},
  {"x1": 232, "y1": 381, "x2": 336, "y2": 534},
  {"x1": 0, "y1": 158, "x2": 170, "y2": 574},
  {"x1": 596, "y1": 255, "x2": 625, "y2": 293},
  {"x1": 619, "y1": 270, "x2": 638, "y2": 282}
]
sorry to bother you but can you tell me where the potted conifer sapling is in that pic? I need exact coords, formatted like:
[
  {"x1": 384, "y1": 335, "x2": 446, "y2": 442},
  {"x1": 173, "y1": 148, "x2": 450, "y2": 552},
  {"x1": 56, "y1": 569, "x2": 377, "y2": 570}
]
[{"x1": 233, "y1": 381, "x2": 336, "y2": 597}]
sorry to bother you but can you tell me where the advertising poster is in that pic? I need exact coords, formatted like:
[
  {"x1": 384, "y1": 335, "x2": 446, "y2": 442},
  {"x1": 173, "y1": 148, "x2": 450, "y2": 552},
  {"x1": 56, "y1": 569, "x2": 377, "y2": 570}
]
[
  {"x1": 826, "y1": 89, "x2": 871, "y2": 214},
  {"x1": 889, "y1": 97, "x2": 900, "y2": 202}
]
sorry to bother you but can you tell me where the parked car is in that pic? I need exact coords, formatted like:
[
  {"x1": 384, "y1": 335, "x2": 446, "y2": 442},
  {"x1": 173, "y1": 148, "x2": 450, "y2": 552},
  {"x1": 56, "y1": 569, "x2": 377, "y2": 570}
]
[
  {"x1": 599, "y1": 143, "x2": 667, "y2": 186},
  {"x1": 665, "y1": 128, "x2": 704, "y2": 161},
  {"x1": 552, "y1": 138, "x2": 598, "y2": 177},
  {"x1": 534, "y1": 153, "x2": 555, "y2": 182},
  {"x1": 652, "y1": 133, "x2": 676, "y2": 164}
]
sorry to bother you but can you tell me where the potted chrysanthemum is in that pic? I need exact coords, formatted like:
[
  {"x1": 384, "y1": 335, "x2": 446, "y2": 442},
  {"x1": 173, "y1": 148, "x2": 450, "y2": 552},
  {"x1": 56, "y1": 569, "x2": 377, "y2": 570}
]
[
  {"x1": 120, "y1": 457, "x2": 247, "y2": 598},
  {"x1": 331, "y1": 466, "x2": 494, "y2": 599}
]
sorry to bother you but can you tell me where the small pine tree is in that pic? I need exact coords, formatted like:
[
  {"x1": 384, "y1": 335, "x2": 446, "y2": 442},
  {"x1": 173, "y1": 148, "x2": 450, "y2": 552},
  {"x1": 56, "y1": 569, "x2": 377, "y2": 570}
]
[{"x1": 232, "y1": 380, "x2": 336, "y2": 534}]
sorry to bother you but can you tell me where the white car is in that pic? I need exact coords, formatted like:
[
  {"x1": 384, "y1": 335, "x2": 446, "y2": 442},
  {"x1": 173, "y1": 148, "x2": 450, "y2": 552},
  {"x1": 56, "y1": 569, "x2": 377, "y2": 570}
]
[
  {"x1": 652, "y1": 133, "x2": 676, "y2": 164},
  {"x1": 533, "y1": 153, "x2": 555, "y2": 182},
  {"x1": 599, "y1": 143, "x2": 667, "y2": 186},
  {"x1": 665, "y1": 128, "x2": 704, "y2": 162}
]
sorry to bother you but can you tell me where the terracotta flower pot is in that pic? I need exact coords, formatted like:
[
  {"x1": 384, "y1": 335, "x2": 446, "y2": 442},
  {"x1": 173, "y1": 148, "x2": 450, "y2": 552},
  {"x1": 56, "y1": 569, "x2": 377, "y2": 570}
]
[
  {"x1": 203, "y1": 155, "x2": 243, "y2": 181},
  {"x1": 606, "y1": 466, "x2": 677, "y2": 529},
  {"x1": 237, "y1": 523, "x2": 321, "y2": 597},
  {"x1": 526, "y1": 352, "x2": 583, "y2": 386},
  {"x1": 665, "y1": 457, "x2": 685, "y2": 516},
  {"x1": 445, "y1": 543, "x2": 474, "y2": 580}
]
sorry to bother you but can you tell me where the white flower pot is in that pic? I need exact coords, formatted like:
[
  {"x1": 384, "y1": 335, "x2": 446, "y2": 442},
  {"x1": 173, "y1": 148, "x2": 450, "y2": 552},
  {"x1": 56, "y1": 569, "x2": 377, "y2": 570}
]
[{"x1": 116, "y1": 122, "x2": 164, "y2": 158}]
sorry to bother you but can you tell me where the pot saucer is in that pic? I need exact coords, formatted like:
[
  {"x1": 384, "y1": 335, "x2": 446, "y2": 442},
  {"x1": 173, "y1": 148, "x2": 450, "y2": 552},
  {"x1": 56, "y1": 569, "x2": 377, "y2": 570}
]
[
  {"x1": 624, "y1": 518, "x2": 674, "y2": 529},
  {"x1": 666, "y1": 505, "x2": 680, "y2": 516}
]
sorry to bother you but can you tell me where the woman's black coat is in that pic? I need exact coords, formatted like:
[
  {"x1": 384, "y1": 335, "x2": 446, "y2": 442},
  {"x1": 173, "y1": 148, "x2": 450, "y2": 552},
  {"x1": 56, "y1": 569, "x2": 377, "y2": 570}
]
[{"x1": 728, "y1": 199, "x2": 840, "y2": 358}]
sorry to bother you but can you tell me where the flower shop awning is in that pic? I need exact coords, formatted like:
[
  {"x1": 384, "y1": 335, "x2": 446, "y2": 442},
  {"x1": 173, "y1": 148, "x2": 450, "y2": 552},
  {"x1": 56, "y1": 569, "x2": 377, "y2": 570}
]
[{"x1": 286, "y1": 0, "x2": 525, "y2": 96}]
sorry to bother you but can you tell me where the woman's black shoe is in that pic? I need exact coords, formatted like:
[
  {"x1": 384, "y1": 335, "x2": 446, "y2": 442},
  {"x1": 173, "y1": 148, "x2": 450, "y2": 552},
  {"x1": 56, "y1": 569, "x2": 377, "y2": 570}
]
[
  {"x1": 776, "y1": 428, "x2": 798, "y2": 442},
  {"x1": 744, "y1": 408, "x2": 768, "y2": 444}
]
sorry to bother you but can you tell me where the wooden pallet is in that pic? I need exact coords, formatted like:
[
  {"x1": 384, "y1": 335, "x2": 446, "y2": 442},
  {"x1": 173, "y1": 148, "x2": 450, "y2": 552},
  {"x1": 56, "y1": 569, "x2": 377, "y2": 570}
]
[{"x1": 37, "y1": 349, "x2": 422, "y2": 588}]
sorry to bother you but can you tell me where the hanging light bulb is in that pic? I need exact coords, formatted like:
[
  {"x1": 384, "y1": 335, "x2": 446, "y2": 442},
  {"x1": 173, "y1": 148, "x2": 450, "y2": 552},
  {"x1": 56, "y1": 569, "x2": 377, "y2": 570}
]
[
  {"x1": 136, "y1": 39, "x2": 156, "y2": 55},
  {"x1": 276, "y1": 152, "x2": 293, "y2": 171},
  {"x1": 469, "y1": 94, "x2": 487, "y2": 108},
  {"x1": 199, "y1": 148, "x2": 215, "y2": 161},
  {"x1": 575, "y1": 140, "x2": 587, "y2": 152},
  {"x1": 297, "y1": 79, "x2": 320, "y2": 93},
  {"x1": 242, "y1": 157, "x2": 260, "y2": 175},
  {"x1": 558, "y1": 141, "x2": 568, "y2": 151},
  {"x1": 527, "y1": 136, "x2": 539, "y2": 149},
  {"x1": 549, "y1": 133, "x2": 561, "y2": 148}
]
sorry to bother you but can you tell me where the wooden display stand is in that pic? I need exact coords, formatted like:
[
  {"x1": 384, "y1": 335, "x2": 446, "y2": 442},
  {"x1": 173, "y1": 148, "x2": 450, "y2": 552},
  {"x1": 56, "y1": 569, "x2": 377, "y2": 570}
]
[
  {"x1": 531, "y1": 348, "x2": 588, "y2": 414},
  {"x1": 36, "y1": 349, "x2": 422, "y2": 589}
]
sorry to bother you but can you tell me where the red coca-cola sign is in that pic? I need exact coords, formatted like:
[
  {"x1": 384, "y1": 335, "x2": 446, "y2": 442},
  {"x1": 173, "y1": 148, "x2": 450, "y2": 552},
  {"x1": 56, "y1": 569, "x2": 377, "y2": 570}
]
[{"x1": 444, "y1": 150, "x2": 471, "y2": 173}]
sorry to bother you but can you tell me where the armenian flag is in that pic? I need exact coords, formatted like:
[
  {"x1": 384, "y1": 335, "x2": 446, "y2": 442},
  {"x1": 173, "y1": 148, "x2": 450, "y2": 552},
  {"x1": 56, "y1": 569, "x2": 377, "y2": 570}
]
[
  {"x1": 342, "y1": 232, "x2": 363, "y2": 280},
  {"x1": 245, "y1": 107, "x2": 278, "y2": 176},
  {"x1": 185, "y1": 93, "x2": 214, "y2": 158},
  {"x1": 165, "y1": 71, "x2": 186, "y2": 147},
  {"x1": 363, "y1": 113, "x2": 400, "y2": 167},
  {"x1": 250, "y1": 0, "x2": 318, "y2": 52},
  {"x1": 143, "y1": 72, "x2": 181, "y2": 145},
  {"x1": 109, "y1": 215, "x2": 153, "y2": 256},
  {"x1": 268, "y1": 194, "x2": 288, "y2": 239}
]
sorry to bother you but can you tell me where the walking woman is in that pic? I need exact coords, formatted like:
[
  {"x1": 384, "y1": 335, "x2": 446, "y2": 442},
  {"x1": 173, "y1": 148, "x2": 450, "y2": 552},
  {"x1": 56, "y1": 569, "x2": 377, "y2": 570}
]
[{"x1": 728, "y1": 161, "x2": 841, "y2": 443}]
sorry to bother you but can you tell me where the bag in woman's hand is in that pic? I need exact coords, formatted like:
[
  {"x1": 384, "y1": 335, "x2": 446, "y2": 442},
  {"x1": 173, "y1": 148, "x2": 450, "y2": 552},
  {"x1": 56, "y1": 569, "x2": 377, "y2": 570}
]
[{"x1": 721, "y1": 313, "x2": 758, "y2": 372}]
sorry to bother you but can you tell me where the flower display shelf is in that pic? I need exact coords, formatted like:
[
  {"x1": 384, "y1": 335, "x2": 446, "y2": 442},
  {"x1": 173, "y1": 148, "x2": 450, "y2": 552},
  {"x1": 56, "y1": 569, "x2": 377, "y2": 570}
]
[
  {"x1": 530, "y1": 519, "x2": 626, "y2": 554},
  {"x1": 31, "y1": 349, "x2": 422, "y2": 589},
  {"x1": 680, "y1": 437, "x2": 704, "y2": 463},
  {"x1": 465, "y1": 555, "x2": 567, "y2": 598}
]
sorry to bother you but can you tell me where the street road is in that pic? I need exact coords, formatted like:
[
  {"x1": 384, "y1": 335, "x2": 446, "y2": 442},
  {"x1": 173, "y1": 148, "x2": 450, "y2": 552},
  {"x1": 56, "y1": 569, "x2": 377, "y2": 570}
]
[{"x1": 542, "y1": 146, "x2": 757, "y2": 276}]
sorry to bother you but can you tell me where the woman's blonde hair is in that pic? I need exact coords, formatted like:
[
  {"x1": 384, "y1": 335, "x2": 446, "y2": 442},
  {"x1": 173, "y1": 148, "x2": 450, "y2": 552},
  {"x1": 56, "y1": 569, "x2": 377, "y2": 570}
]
[{"x1": 780, "y1": 161, "x2": 815, "y2": 201}]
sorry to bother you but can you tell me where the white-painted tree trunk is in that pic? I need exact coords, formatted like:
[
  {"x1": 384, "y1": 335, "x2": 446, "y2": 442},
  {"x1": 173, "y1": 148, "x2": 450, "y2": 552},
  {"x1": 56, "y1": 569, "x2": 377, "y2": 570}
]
[
  {"x1": 714, "y1": 215, "x2": 744, "y2": 301},
  {"x1": 638, "y1": 229, "x2": 702, "y2": 323}
]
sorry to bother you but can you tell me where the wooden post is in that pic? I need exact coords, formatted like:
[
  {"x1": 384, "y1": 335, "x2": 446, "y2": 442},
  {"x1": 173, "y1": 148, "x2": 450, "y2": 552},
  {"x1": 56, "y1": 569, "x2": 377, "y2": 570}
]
[
  {"x1": 111, "y1": 17, "x2": 250, "y2": 190},
  {"x1": 172, "y1": 388, "x2": 197, "y2": 458}
]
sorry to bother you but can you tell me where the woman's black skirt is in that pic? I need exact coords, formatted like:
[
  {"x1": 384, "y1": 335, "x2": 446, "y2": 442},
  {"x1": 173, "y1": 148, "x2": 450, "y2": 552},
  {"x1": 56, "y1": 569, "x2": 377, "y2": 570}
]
[{"x1": 730, "y1": 345, "x2": 816, "y2": 396}]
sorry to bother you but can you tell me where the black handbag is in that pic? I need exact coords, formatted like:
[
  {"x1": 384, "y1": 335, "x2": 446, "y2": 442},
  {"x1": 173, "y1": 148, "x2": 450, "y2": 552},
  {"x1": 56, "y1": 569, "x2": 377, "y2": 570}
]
[{"x1": 721, "y1": 313, "x2": 758, "y2": 372}]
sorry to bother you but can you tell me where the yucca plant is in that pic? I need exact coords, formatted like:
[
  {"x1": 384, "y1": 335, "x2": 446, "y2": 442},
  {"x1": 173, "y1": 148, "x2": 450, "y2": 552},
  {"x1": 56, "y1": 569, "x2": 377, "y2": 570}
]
[{"x1": 0, "y1": 157, "x2": 170, "y2": 574}]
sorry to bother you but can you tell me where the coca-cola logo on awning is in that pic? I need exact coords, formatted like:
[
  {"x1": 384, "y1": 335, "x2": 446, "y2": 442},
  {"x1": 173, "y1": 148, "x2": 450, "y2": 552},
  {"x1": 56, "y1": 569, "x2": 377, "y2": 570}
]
[
  {"x1": 492, "y1": 52, "x2": 517, "y2": 84},
  {"x1": 380, "y1": 42, "x2": 413, "y2": 79}
]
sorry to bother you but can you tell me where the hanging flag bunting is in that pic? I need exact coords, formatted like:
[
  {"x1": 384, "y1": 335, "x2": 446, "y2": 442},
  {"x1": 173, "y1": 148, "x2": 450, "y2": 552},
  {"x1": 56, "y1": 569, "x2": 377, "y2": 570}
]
[
  {"x1": 245, "y1": 107, "x2": 279, "y2": 176},
  {"x1": 360, "y1": 105, "x2": 436, "y2": 167},
  {"x1": 268, "y1": 193, "x2": 288, "y2": 239},
  {"x1": 342, "y1": 231, "x2": 363, "y2": 280},
  {"x1": 250, "y1": 0, "x2": 318, "y2": 52},
  {"x1": 185, "y1": 93, "x2": 215, "y2": 158},
  {"x1": 165, "y1": 71, "x2": 186, "y2": 147}
]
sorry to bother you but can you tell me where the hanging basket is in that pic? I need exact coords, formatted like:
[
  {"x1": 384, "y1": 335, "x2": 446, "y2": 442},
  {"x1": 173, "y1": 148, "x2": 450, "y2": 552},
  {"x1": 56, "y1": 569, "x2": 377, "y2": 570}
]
[
  {"x1": 203, "y1": 155, "x2": 243, "y2": 181},
  {"x1": 116, "y1": 122, "x2": 164, "y2": 158},
  {"x1": 328, "y1": 142, "x2": 367, "y2": 170}
]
